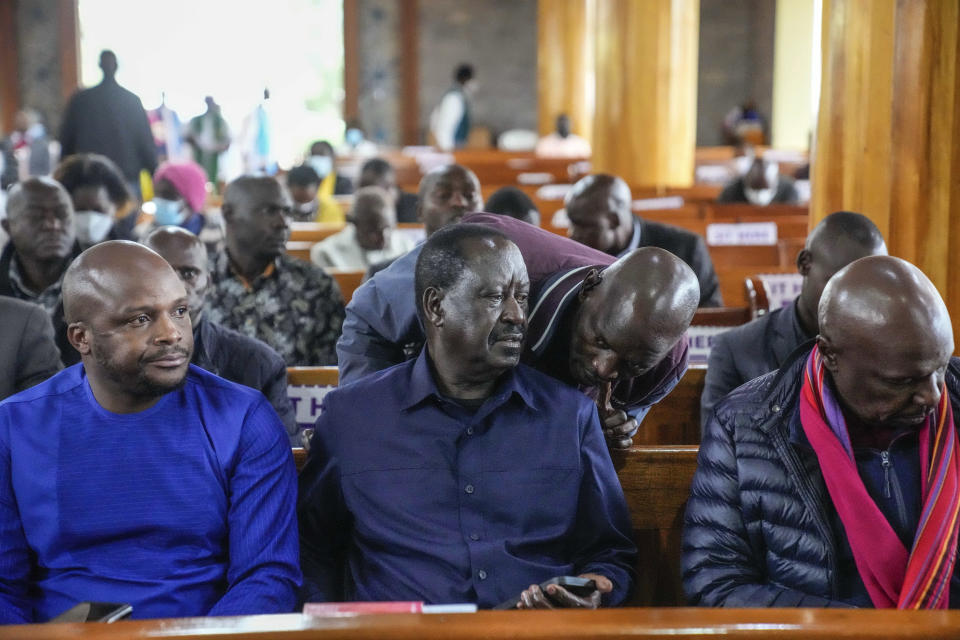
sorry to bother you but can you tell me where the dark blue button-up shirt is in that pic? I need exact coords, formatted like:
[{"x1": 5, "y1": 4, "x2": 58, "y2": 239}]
[{"x1": 298, "y1": 351, "x2": 636, "y2": 608}]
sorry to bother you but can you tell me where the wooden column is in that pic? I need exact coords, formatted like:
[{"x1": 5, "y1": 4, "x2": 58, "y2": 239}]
[
  {"x1": 811, "y1": 0, "x2": 960, "y2": 340},
  {"x1": 343, "y1": 0, "x2": 360, "y2": 124},
  {"x1": 591, "y1": 0, "x2": 699, "y2": 188},
  {"x1": 399, "y1": 0, "x2": 419, "y2": 146},
  {"x1": 0, "y1": 0, "x2": 20, "y2": 132},
  {"x1": 537, "y1": 0, "x2": 592, "y2": 143}
]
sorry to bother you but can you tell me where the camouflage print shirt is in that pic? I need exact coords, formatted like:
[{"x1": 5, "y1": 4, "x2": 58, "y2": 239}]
[{"x1": 205, "y1": 251, "x2": 345, "y2": 366}]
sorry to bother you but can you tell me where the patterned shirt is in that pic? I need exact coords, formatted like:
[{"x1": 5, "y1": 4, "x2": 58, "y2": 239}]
[
  {"x1": 8, "y1": 254, "x2": 63, "y2": 314},
  {"x1": 206, "y1": 251, "x2": 345, "y2": 366}
]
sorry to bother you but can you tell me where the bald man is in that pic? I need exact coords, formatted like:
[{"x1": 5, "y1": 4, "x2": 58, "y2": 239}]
[
  {"x1": 143, "y1": 227, "x2": 297, "y2": 442},
  {"x1": 206, "y1": 175, "x2": 344, "y2": 366},
  {"x1": 684, "y1": 256, "x2": 960, "y2": 608},
  {"x1": 701, "y1": 211, "x2": 888, "y2": 428},
  {"x1": 340, "y1": 211, "x2": 699, "y2": 449},
  {"x1": 0, "y1": 177, "x2": 80, "y2": 365},
  {"x1": 0, "y1": 241, "x2": 299, "y2": 622},
  {"x1": 565, "y1": 174, "x2": 722, "y2": 307}
]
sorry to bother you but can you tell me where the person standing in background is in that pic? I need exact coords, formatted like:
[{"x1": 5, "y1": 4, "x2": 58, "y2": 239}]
[{"x1": 429, "y1": 64, "x2": 476, "y2": 151}]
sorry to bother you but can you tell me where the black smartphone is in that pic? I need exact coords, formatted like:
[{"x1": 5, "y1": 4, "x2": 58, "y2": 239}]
[
  {"x1": 49, "y1": 602, "x2": 133, "y2": 623},
  {"x1": 494, "y1": 576, "x2": 598, "y2": 610}
]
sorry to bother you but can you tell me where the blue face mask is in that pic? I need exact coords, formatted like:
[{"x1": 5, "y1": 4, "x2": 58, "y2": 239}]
[
  {"x1": 153, "y1": 198, "x2": 186, "y2": 226},
  {"x1": 308, "y1": 155, "x2": 332, "y2": 178},
  {"x1": 345, "y1": 128, "x2": 363, "y2": 147}
]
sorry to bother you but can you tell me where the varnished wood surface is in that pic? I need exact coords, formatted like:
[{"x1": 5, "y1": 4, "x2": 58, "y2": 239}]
[
  {"x1": 537, "y1": 0, "x2": 591, "y2": 142},
  {"x1": 326, "y1": 269, "x2": 365, "y2": 304},
  {"x1": 13, "y1": 607, "x2": 960, "y2": 639},
  {"x1": 286, "y1": 367, "x2": 339, "y2": 388},
  {"x1": 637, "y1": 368, "x2": 704, "y2": 446}
]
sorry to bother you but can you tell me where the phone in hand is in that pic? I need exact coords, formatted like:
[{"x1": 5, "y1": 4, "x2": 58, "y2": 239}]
[
  {"x1": 494, "y1": 576, "x2": 598, "y2": 610},
  {"x1": 49, "y1": 602, "x2": 133, "y2": 623}
]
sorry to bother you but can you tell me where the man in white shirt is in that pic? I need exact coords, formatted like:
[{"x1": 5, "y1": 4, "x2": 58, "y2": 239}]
[
  {"x1": 430, "y1": 65, "x2": 475, "y2": 151},
  {"x1": 535, "y1": 114, "x2": 591, "y2": 158},
  {"x1": 310, "y1": 186, "x2": 414, "y2": 270}
]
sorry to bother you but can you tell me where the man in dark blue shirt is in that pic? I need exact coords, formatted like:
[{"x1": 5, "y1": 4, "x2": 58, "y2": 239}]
[
  {"x1": 0, "y1": 241, "x2": 299, "y2": 623},
  {"x1": 299, "y1": 225, "x2": 636, "y2": 608}
]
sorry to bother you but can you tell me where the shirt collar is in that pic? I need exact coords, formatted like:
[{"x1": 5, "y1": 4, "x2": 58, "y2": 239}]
[
  {"x1": 402, "y1": 348, "x2": 539, "y2": 414},
  {"x1": 8, "y1": 251, "x2": 64, "y2": 302},
  {"x1": 217, "y1": 249, "x2": 280, "y2": 291},
  {"x1": 527, "y1": 265, "x2": 597, "y2": 357}
]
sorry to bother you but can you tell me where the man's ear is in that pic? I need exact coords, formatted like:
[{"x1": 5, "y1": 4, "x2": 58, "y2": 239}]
[
  {"x1": 796, "y1": 248, "x2": 812, "y2": 276},
  {"x1": 221, "y1": 202, "x2": 233, "y2": 223},
  {"x1": 422, "y1": 287, "x2": 445, "y2": 327},
  {"x1": 817, "y1": 334, "x2": 839, "y2": 372},
  {"x1": 66, "y1": 322, "x2": 92, "y2": 356},
  {"x1": 0, "y1": 218, "x2": 9, "y2": 235},
  {"x1": 578, "y1": 268, "x2": 603, "y2": 302}
]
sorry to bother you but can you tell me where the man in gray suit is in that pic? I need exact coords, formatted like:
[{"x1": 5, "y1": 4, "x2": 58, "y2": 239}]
[
  {"x1": 0, "y1": 297, "x2": 61, "y2": 400},
  {"x1": 700, "y1": 211, "x2": 887, "y2": 430}
]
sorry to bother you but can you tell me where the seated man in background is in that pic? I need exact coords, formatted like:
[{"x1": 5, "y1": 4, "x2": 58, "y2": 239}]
[
  {"x1": 0, "y1": 241, "x2": 299, "y2": 623},
  {"x1": 300, "y1": 225, "x2": 636, "y2": 608},
  {"x1": 0, "y1": 298, "x2": 61, "y2": 400},
  {"x1": 684, "y1": 255, "x2": 960, "y2": 608},
  {"x1": 339, "y1": 210, "x2": 699, "y2": 450},
  {"x1": 535, "y1": 113, "x2": 591, "y2": 158},
  {"x1": 307, "y1": 140, "x2": 353, "y2": 195},
  {"x1": 54, "y1": 154, "x2": 131, "y2": 248},
  {"x1": 286, "y1": 165, "x2": 344, "y2": 224},
  {"x1": 701, "y1": 211, "x2": 887, "y2": 428},
  {"x1": 484, "y1": 186, "x2": 540, "y2": 226},
  {"x1": 310, "y1": 186, "x2": 414, "y2": 270},
  {"x1": 0, "y1": 177, "x2": 80, "y2": 365},
  {"x1": 565, "y1": 174, "x2": 722, "y2": 307},
  {"x1": 718, "y1": 156, "x2": 799, "y2": 205},
  {"x1": 206, "y1": 175, "x2": 344, "y2": 366},
  {"x1": 358, "y1": 157, "x2": 419, "y2": 223},
  {"x1": 143, "y1": 226, "x2": 297, "y2": 443}
]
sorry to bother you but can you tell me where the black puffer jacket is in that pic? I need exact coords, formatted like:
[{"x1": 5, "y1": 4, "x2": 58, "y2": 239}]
[{"x1": 682, "y1": 345, "x2": 960, "y2": 607}]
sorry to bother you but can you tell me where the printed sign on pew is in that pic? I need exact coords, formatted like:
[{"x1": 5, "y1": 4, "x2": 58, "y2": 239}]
[
  {"x1": 289, "y1": 385, "x2": 336, "y2": 431},
  {"x1": 687, "y1": 326, "x2": 735, "y2": 365},
  {"x1": 706, "y1": 222, "x2": 778, "y2": 246}
]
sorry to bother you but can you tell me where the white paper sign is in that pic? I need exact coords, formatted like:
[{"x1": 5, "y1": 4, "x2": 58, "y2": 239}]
[
  {"x1": 632, "y1": 196, "x2": 685, "y2": 211},
  {"x1": 288, "y1": 385, "x2": 336, "y2": 430},
  {"x1": 687, "y1": 326, "x2": 735, "y2": 365},
  {"x1": 536, "y1": 183, "x2": 573, "y2": 200},
  {"x1": 517, "y1": 172, "x2": 554, "y2": 185},
  {"x1": 758, "y1": 273, "x2": 804, "y2": 310},
  {"x1": 707, "y1": 222, "x2": 778, "y2": 246}
]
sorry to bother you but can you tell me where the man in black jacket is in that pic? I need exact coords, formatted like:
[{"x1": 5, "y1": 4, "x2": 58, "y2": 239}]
[
  {"x1": 143, "y1": 227, "x2": 297, "y2": 442},
  {"x1": 565, "y1": 174, "x2": 722, "y2": 307},
  {"x1": 684, "y1": 255, "x2": 960, "y2": 608}
]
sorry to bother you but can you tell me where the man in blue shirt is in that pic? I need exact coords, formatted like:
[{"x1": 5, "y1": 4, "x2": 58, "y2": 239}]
[
  {"x1": 0, "y1": 241, "x2": 300, "y2": 623},
  {"x1": 299, "y1": 225, "x2": 636, "y2": 608}
]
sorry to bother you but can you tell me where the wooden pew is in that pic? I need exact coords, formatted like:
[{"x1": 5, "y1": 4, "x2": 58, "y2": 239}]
[
  {"x1": 288, "y1": 222, "x2": 346, "y2": 243},
  {"x1": 285, "y1": 241, "x2": 313, "y2": 262},
  {"x1": 717, "y1": 265, "x2": 795, "y2": 309},
  {"x1": 19, "y1": 607, "x2": 960, "y2": 638},
  {"x1": 635, "y1": 367, "x2": 704, "y2": 446},
  {"x1": 291, "y1": 445, "x2": 698, "y2": 608},
  {"x1": 327, "y1": 269, "x2": 365, "y2": 304}
]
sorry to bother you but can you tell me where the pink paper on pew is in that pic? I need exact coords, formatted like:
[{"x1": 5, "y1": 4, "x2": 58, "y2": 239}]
[{"x1": 304, "y1": 602, "x2": 423, "y2": 615}]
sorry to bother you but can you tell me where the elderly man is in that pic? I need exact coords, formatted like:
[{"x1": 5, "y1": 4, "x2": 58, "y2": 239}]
[
  {"x1": 310, "y1": 186, "x2": 414, "y2": 270},
  {"x1": 340, "y1": 210, "x2": 698, "y2": 449},
  {"x1": 718, "y1": 155, "x2": 799, "y2": 205},
  {"x1": 684, "y1": 256, "x2": 960, "y2": 608},
  {"x1": 206, "y1": 175, "x2": 344, "y2": 366},
  {"x1": 701, "y1": 211, "x2": 887, "y2": 428},
  {"x1": 0, "y1": 177, "x2": 80, "y2": 365},
  {"x1": 143, "y1": 227, "x2": 296, "y2": 442},
  {"x1": 0, "y1": 241, "x2": 299, "y2": 623},
  {"x1": 300, "y1": 225, "x2": 635, "y2": 608},
  {"x1": 565, "y1": 174, "x2": 722, "y2": 307},
  {"x1": 0, "y1": 298, "x2": 61, "y2": 400}
]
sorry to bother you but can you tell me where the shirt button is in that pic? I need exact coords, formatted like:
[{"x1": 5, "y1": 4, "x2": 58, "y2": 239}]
[
  {"x1": 470, "y1": 533, "x2": 480, "y2": 541},
  {"x1": 478, "y1": 570, "x2": 488, "y2": 580},
  {"x1": 466, "y1": 427, "x2": 474, "y2": 436},
  {"x1": 465, "y1": 484, "x2": 475, "y2": 494}
]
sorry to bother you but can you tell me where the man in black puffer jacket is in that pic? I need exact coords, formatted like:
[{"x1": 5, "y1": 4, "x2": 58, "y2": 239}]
[{"x1": 684, "y1": 256, "x2": 960, "y2": 608}]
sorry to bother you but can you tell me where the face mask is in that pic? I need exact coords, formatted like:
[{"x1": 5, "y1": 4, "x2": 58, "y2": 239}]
[
  {"x1": 294, "y1": 199, "x2": 318, "y2": 220},
  {"x1": 74, "y1": 210, "x2": 114, "y2": 247},
  {"x1": 744, "y1": 187, "x2": 776, "y2": 206},
  {"x1": 308, "y1": 155, "x2": 332, "y2": 178},
  {"x1": 345, "y1": 128, "x2": 363, "y2": 147},
  {"x1": 154, "y1": 198, "x2": 186, "y2": 226}
]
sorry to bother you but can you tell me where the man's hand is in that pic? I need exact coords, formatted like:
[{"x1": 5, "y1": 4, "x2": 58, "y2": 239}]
[
  {"x1": 596, "y1": 382, "x2": 636, "y2": 450},
  {"x1": 602, "y1": 410, "x2": 637, "y2": 450},
  {"x1": 516, "y1": 574, "x2": 612, "y2": 609}
]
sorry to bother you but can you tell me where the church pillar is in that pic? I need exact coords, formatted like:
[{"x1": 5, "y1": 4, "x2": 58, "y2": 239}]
[
  {"x1": 590, "y1": 0, "x2": 700, "y2": 187},
  {"x1": 537, "y1": 0, "x2": 593, "y2": 144},
  {"x1": 811, "y1": 0, "x2": 960, "y2": 339}
]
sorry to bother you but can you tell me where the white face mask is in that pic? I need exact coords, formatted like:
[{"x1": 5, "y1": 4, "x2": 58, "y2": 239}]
[
  {"x1": 308, "y1": 155, "x2": 332, "y2": 178},
  {"x1": 744, "y1": 186, "x2": 777, "y2": 206},
  {"x1": 153, "y1": 197, "x2": 187, "y2": 226},
  {"x1": 74, "y1": 210, "x2": 114, "y2": 247}
]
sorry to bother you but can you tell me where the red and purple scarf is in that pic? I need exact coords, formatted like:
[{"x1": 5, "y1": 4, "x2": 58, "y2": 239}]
[{"x1": 800, "y1": 345, "x2": 960, "y2": 608}]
